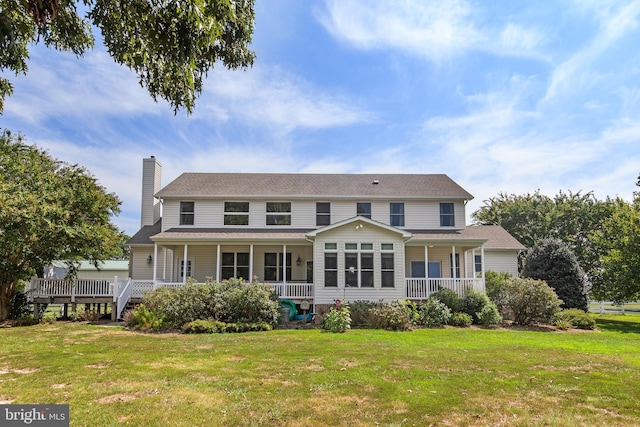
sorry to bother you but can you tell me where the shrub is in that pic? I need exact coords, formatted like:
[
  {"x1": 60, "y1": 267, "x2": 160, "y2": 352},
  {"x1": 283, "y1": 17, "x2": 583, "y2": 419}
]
[
  {"x1": 182, "y1": 319, "x2": 222, "y2": 333},
  {"x1": 349, "y1": 300, "x2": 384, "y2": 327},
  {"x1": 522, "y1": 238, "x2": 589, "y2": 311},
  {"x1": 505, "y1": 277, "x2": 562, "y2": 325},
  {"x1": 144, "y1": 284, "x2": 215, "y2": 327},
  {"x1": 41, "y1": 312, "x2": 58, "y2": 324},
  {"x1": 322, "y1": 305, "x2": 351, "y2": 333},
  {"x1": 461, "y1": 289, "x2": 491, "y2": 324},
  {"x1": 216, "y1": 279, "x2": 280, "y2": 326},
  {"x1": 12, "y1": 314, "x2": 39, "y2": 326},
  {"x1": 8, "y1": 286, "x2": 31, "y2": 320},
  {"x1": 484, "y1": 270, "x2": 512, "y2": 315},
  {"x1": 552, "y1": 309, "x2": 596, "y2": 330},
  {"x1": 131, "y1": 304, "x2": 166, "y2": 330},
  {"x1": 369, "y1": 301, "x2": 413, "y2": 331},
  {"x1": 555, "y1": 320, "x2": 573, "y2": 331},
  {"x1": 418, "y1": 298, "x2": 452, "y2": 327},
  {"x1": 431, "y1": 289, "x2": 462, "y2": 313},
  {"x1": 477, "y1": 302, "x2": 502, "y2": 326},
  {"x1": 450, "y1": 312, "x2": 472, "y2": 327}
]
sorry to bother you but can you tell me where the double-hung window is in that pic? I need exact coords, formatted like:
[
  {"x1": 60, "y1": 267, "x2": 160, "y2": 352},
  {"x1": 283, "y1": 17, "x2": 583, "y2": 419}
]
[
  {"x1": 345, "y1": 243, "x2": 374, "y2": 288},
  {"x1": 390, "y1": 203, "x2": 405, "y2": 227},
  {"x1": 440, "y1": 202, "x2": 455, "y2": 227},
  {"x1": 180, "y1": 201, "x2": 194, "y2": 225},
  {"x1": 316, "y1": 202, "x2": 331, "y2": 226},
  {"x1": 224, "y1": 201, "x2": 249, "y2": 225},
  {"x1": 324, "y1": 243, "x2": 338, "y2": 287},
  {"x1": 266, "y1": 202, "x2": 291, "y2": 225},
  {"x1": 264, "y1": 253, "x2": 292, "y2": 282},
  {"x1": 221, "y1": 252, "x2": 250, "y2": 280},
  {"x1": 381, "y1": 243, "x2": 395, "y2": 288},
  {"x1": 357, "y1": 202, "x2": 371, "y2": 219},
  {"x1": 474, "y1": 255, "x2": 482, "y2": 274}
]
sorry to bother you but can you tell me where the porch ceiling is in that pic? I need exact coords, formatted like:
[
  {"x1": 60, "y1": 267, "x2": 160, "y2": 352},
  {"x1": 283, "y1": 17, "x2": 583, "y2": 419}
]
[{"x1": 151, "y1": 227, "x2": 312, "y2": 243}]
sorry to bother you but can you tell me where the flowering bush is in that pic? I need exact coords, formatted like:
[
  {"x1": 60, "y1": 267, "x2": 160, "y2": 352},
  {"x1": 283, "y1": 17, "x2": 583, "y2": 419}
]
[
  {"x1": 418, "y1": 297, "x2": 452, "y2": 327},
  {"x1": 322, "y1": 303, "x2": 351, "y2": 333}
]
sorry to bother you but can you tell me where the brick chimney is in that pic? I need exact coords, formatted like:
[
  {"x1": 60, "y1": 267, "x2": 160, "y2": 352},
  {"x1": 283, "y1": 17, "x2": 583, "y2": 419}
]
[{"x1": 141, "y1": 156, "x2": 162, "y2": 228}]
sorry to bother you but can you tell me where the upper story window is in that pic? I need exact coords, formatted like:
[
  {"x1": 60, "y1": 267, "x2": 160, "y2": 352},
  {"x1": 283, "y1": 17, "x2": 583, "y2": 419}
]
[
  {"x1": 390, "y1": 203, "x2": 405, "y2": 227},
  {"x1": 180, "y1": 201, "x2": 194, "y2": 225},
  {"x1": 440, "y1": 202, "x2": 455, "y2": 227},
  {"x1": 357, "y1": 202, "x2": 371, "y2": 219},
  {"x1": 266, "y1": 202, "x2": 291, "y2": 225},
  {"x1": 316, "y1": 202, "x2": 331, "y2": 226},
  {"x1": 224, "y1": 201, "x2": 249, "y2": 226}
]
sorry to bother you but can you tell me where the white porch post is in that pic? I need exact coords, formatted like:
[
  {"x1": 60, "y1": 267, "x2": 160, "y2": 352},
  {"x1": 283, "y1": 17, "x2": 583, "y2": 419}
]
[
  {"x1": 153, "y1": 243, "x2": 158, "y2": 282},
  {"x1": 249, "y1": 244, "x2": 254, "y2": 282},
  {"x1": 162, "y1": 247, "x2": 167, "y2": 281},
  {"x1": 216, "y1": 244, "x2": 221, "y2": 282},
  {"x1": 182, "y1": 244, "x2": 188, "y2": 284},
  {"x1": 424, "y1": 246, "x2": 429, "y2": 278},
  {"x1": 283, "y1": 244, "x2": 287, "y2": 298},
  {"x1": 480, "y1": 245, "x2": 486, "y2": 292},
  {"x1": 451, "y1": 245, "x2": 457, "y2": 279},
  {"x1": 472, "y1": 249, "x2": 477, "y2": 278},
  {"x1": 463, "y1": 250, "x2": 468, "y2": 278}
]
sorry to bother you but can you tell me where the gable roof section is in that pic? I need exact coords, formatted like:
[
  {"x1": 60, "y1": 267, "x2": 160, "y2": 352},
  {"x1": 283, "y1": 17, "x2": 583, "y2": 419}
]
[
  {"x1": 306, "y1": 216, "x2": 413, "y2": 239},
  {"x1": 127, "y1": 220, "x2": 162, "y2": 245},
  {"x1": 156, "y1": 173, "x2": 473, "y2": 199}
]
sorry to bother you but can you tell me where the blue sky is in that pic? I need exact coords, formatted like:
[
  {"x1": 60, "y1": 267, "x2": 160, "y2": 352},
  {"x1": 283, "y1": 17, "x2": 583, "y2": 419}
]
[{"x1": 2, "y1": 0, "x2": 639, "y2": 236}]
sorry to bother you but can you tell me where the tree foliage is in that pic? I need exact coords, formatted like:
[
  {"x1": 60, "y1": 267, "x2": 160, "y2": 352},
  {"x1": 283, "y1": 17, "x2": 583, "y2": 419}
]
[
  {"x1": 0, "y1": 0, "x2": 256, "y2": 114},
  {"x1": 591, "y1": 193, "x2": 640, "y2": 303},
  {"x1": 472, "y1": 190, "x2": 617, "y2": 278},
  {"x1": 522, "y1": 238, "x2": 589, "y2": 311},
  {"x1": 0, "y1": 130, "x2": 122, "y2": 319}
]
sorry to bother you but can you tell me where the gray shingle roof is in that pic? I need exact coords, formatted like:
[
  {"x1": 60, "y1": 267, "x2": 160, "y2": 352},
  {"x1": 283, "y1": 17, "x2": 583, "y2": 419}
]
[
  {"x1": 156, "y1": 173, "x2": 473, "y2": 199},
  {"x1": 410, "y1": 225, "x2": 525, "y2": 250},
  {"x1": 127, "y1": 220, "x2": 162, "y2": 245}
]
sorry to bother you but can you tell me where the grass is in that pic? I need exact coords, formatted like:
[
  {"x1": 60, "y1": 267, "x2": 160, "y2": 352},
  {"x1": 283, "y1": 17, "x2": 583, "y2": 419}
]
[{"x1": 1, "y1": 316, "x2": 639, "y2": 426}]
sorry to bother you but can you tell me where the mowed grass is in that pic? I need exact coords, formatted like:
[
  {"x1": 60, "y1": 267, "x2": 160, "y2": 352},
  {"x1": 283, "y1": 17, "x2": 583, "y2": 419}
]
[{"x1": 1, "y1": 317, "x2": 639, "y2": 427}]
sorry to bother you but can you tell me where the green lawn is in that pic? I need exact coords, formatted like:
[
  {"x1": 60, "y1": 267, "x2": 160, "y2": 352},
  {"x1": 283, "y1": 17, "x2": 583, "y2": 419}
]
[{"x1": 1, "y1": 317, "x2": 639, "y2": 426}]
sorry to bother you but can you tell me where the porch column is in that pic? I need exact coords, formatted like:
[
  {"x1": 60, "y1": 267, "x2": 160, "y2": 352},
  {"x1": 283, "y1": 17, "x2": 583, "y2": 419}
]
[
  {"x1": 424, "y1": 246, "x2": 429, "y2": 278},
  {"x1": 480, "y1": 245, "x2": 486, "y2": 284},
  {"x1": 153, "y1": 243, "x2": 158, "y2": 282},
  {"x1": 463, "y1": 250, "x2": 468, "y2": 278},
  {"x1": 163, "y1": 247, "x2": 167, "y2": 281},
  {"x1": 182, "y1": 244, "x2": 188, "y2": 284},
  {"x1": 283, "y1": 244, "x2": 287, "y2": 286},
  {"x1": 451, "y1": 245, "x2": 457, "y2": 279},
  {"x1": 472, "y1": 249, "x2": 477, "y2": 277},
  {"x1": 249, "y1": 244, "x2": 254, "y2": 282},
  {"x1": 216, "y1": 244, "x2": 221, "y2": 282}
]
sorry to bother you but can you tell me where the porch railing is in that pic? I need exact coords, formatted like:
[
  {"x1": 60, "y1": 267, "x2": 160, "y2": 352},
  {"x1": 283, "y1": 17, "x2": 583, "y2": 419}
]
[
  {"x1": 30, "y1": 278, "x2": 112, "y2": 302},
  {"x1": 115, "y1": 278, "x2": 133, "y2": 319},
  {"x1": 266, "y1": 282, "x2": 314, "y2": 299},
  {"x1": 405, "y1": 278, "x2": 484, "y2": 300}
]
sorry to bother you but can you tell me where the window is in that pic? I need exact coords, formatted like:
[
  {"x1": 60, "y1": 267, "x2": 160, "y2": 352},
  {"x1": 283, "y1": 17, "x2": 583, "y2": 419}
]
[
  {"x1": 381, "y1": 244, "x2": 394, "y2": 288},
  {"x1": 264, "y1": 253, "x2": 292, "y2": 281},
  {"x1": 221, "y1": 252, "x2": 250, "y2": 280},
  {"x1": 180, "y1": 201, "x2": 194, "y2": 225},
  {"x1": 266, "y1": 202, "x2": 291, "y2": 225},
  {"x1": 324, "y1": 253, "x2": 338, "y2": 287},
  {"x1": 390, "y1": 203, "x2": 405, "y2": 226},
  {"x1": 316, "y1": 202, "x2": 331, "y2": 226},
  {"x1": 356, "y1": 202, "x2": 371, "y2": 219},
  {"x1": 179, "y1": 260, "x2": 192, "y2": 279},
  {"x1": 450, "y1": 253, "x2": 460, "y2": 278},
  {"x1": 224, "y1": 201, "x2": 249, "y2": 225},
  {"x1": 474, "y1": 255, "x2": 482, "y2": 274},
  {"x1": 345, "y1": 243, "x2": 374, "y2": 288},
  {"x1": 440, "y1": 203, "x2": 455, "y2": 227}
]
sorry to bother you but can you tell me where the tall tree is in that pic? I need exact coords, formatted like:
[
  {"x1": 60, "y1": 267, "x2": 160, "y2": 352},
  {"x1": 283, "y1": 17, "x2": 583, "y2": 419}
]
[
  {"x1": 521, "y1": 238, "x2": 589, "y2": 311},
  {"x1": 0, "y1": 0, "x2": 256, "y2": 114},
  {"x1": 0, "y1": 130, "x2": 122, "y2": 320},
  {"x1": 472, "y1": 190, "x2": 617, "y2": 279},
  {"x1": 591, "y1": 184, "x2": 640, "y2": 303}
]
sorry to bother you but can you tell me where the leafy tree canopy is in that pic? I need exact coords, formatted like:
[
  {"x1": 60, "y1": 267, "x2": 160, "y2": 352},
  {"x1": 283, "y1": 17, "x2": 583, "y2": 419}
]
[
  {"x1": 0, "y1": 0, "x2": 256, "y2": 114},
  {"x1": 0, "y1": 130, "x2": 122, "y2": 319},
  {"x1": 471, "y1": 190, "x2": 618, "y2": 278}
]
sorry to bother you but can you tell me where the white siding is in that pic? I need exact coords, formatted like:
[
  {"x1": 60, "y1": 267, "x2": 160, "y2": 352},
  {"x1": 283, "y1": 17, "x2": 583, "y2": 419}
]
[{"x1": 484, "y1": 250, "x2": 520, "y2": 276}]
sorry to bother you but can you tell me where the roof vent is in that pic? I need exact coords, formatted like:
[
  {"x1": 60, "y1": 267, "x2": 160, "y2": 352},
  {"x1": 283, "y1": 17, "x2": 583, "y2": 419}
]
[{"x1": 372, "y1": 179, "x2": 379, "y2": 185}]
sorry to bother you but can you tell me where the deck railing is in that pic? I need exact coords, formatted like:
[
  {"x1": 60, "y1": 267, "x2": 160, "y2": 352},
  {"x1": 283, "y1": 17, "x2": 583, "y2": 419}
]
[
  {"x1": 30, "y1": 278, "x2": 112, "y2": 302},
  {"x1": 405, "y1": 278, "x2": 484, "y2": 300},
  {"x1": 116, "y1": 278, "x2": 133, "y2": 319},
  {"x1": 268, "y1": 282, "x2": 314, "y2": 299}
]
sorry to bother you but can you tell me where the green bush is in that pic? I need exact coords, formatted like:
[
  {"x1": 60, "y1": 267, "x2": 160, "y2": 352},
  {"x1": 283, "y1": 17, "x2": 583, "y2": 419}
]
[
  {"x1": 144, "y1": 284, "x2": 215, "y2": 326},
  {"x1": 552, "y1": 309, "x2": 596, "y2": 330},
  {"x1": 41, "y1": 312, "x2": 58, "y2": 324},
  {"x1": 431, "y1": 289, "x2": 462, "y2": 313},
  {"x1": 182, "y1": 319, "x2": 273, "y2": 334},
  {"x1": 131, "y1": 304, "x2": 167, "y2": 330},
  {"x1": 450, "y1": 312, "x2": 473, "y2": 327},
  {"x1": 461, "y1": 289, "x2": 491, "y2": 324},
  {"x1": 369, "y1": 301, "x2": 413, "y2": 331},
  {"x1": 215, "y1": 279, "x2": 280, "y2": 326},
  {"x1": 505, "y1": 277, "x2": 562, "y2": 325},
  {"x1": 349, "y1": 300, "x2": 384, "y2": 327},
  {"x1": 12, "y1": 314, "x2": 40, "y2": 326},
  {"x1": 477, "y1": 302, "x2": 502, "y2": 326},
  {"x1": 418, "y1": 297, "x2": 452, "y2": 327},
  {"x1": 484, "y1": 270, "x2": 512, "y2": 315},
  {"x1": 554, "y1": 319, "x2": 573, "y2": 331},
  {"x1": 322, "y1": 305, "x2": 351, "y2": 333},
  {"x1": 8, "y1": 286, "x2": 31, "y2": 320}
]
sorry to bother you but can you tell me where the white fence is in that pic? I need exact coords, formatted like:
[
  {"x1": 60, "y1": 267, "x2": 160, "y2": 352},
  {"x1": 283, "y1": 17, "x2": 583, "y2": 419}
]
[
  {"x1": 405, "y1": 278, "x2": 485, "y2": 300},
  {"x1": 30, "y1": 278, "x2": 113, "y2": 301},
  {"x1": 268, "y1": 282, "x2": 314, "y2": 299},
  {"x1": 589, "y1": 301, "x2": 640, "y2": 315}
]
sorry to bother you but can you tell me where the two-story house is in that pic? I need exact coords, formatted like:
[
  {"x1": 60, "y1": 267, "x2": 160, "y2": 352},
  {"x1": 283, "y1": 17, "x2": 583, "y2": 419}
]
[{"x1": 127, "y1": 157, "x2": 524, "y2": 311}]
